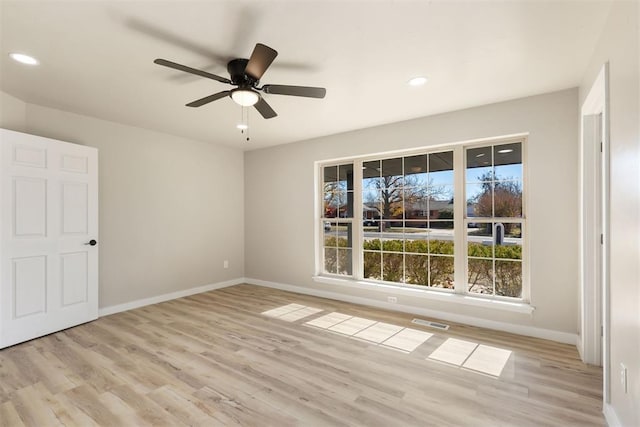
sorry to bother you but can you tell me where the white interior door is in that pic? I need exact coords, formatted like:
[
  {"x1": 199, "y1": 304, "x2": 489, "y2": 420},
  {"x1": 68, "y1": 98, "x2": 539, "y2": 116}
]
[{"x1": 0, "y1": 128, "x2": 98, "y2": 348}]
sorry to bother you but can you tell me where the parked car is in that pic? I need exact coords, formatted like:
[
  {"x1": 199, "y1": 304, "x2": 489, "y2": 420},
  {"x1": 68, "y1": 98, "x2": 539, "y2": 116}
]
[{"x1": 324, "y1": 221, "x2": 331, "y2": 231}]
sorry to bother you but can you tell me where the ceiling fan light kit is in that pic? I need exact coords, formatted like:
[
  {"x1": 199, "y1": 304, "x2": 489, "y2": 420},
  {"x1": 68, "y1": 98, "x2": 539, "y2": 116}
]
[
  {"x1": 230, "y1": 88, "x2": 259, "y2": 107},
  {"x1": 154, "y1": 43, "x2": 326, "y2": 120}
]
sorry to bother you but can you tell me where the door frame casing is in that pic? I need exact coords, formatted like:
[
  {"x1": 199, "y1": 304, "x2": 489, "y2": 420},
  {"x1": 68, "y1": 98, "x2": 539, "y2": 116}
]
[{"x1": 579, "y1": 64, "x2": 610, "y2": 402}]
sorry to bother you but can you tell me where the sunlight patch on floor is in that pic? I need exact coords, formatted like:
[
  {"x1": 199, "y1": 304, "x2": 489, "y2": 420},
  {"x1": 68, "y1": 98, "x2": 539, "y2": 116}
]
[
  {"x1": 427, "y1": 338, "x2": 512, "y2": 377},
  {"x1": 278, "y1": 306, "x2": 323, "y2": 322},
  {"x1": 305, "y1": 312, "x2": 352, "y2": 328},
  {"x1": 261, "y1": 303, "x2": 305, "y2": 317},
  {"x1": 381, "y1": 328, "x2": 434, "y2": 352},
  {"x1": 328, "y1": 316, "x2": 377, "y2": 335},
  {"x1": 462, "y1": 344, "x2": 512, "y2": 377},
  {"x1": 263, "y1": 304, "x2": 511, "y2": 376},
  {"x1": 428, "y1": 338, "x2": 478, "y2": 366},
  {"x1": 303, "y1": 312, "x2": 433, "y2": 353},
  {"x1": 354, "y1": 322, "x2": 404, "y2": 343},
  {"x1": 261, "y1": 304, "x2": 323, "y2": 322}
]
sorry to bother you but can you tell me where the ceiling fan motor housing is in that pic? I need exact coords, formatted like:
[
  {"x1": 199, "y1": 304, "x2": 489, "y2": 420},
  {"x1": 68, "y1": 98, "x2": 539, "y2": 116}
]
[{"x1": 227, "y1": 58, "x2": 256, "y2": 87}]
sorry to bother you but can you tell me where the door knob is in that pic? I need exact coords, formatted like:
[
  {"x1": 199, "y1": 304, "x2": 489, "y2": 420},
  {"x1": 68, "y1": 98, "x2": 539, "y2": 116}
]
[{"x1": 84, "y1": 239, "x2": 97, "y2": 246}]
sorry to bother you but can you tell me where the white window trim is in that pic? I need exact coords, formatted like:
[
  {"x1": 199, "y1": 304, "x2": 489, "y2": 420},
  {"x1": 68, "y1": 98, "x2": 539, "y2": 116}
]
[
  {"x1": 315, "y1": 133, "x2": 531, "y2": 310},
  {"x1": 311, "y1": 275, "x2": 534, "y2": 314}
]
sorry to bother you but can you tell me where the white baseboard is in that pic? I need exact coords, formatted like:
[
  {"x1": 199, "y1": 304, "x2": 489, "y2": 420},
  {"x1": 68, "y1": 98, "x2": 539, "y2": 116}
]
[
  {"x1": 98, "y1": 278, "x2": 244, "y2": 317},
  {"x1": 603, "y1": 403, "x2": 621, "y2": 427},
  {"x1": 244, "y1": 277, "x2": 578, "y2": 345}
]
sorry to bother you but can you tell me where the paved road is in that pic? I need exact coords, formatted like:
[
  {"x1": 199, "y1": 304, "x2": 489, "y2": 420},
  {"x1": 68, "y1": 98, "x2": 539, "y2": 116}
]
[{"x1": 333, "y1": 230, "x2": 521, "y2": 245}]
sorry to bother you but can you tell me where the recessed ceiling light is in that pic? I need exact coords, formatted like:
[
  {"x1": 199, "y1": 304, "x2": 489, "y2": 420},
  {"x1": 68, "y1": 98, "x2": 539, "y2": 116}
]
[
  {"x1": 475, "y1": 153, "x2": 486, "y2": 158},
  {"x1": 9, "y1": 53, "x2": 39, "y2": 65},
  {"x1": 497, "y1": 149, "x2": 514, "y2": 154},
  {"x1": 236, "y1": 123, "x2": 248, "y2": 130},
  {"x1": 408, "y1": 76, "x2": 428, "y2": 86}
]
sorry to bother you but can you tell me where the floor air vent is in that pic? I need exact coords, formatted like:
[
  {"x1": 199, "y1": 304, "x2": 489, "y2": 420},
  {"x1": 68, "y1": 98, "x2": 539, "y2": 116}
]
[{"x1": 412, "y1": 318, "x2": 450, "y2": 331}]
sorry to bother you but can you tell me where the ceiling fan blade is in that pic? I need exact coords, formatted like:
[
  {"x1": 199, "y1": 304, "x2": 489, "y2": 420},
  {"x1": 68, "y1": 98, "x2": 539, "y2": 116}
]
[
  {"x1": 262, "y1": 84, "x2": 326, "y2": 99},
  {"x1": 154, "y1": 59, "x2": 231, "y2": 84},
  {"x1": 186, "y1": 91, "x2": 231, "y2": 107},
  {"x1": 245, "y1": 43, "x2": 278, "y2": 81},
  {"x1": 254, "y1": 96, "x2": 277, "y2": 119}
]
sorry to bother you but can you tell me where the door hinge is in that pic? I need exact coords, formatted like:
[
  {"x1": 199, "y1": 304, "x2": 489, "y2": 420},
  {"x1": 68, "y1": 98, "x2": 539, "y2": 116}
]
[
  {"x1": 601, "y1": 325, "x2": 603, "y2": 337},
  {"x1": 600, "y1": 234, "x2": 604, "y2": 245},
  {"x1": 600, "y1": 142, "x2": 603, "y2": 152}
]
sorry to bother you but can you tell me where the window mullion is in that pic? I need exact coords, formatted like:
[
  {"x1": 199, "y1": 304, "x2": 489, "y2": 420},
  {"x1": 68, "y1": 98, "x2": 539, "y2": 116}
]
[
  {"x1": 353, "y1": 159, "x2": 364, "y2": 279},
  {"x1": 453, "y1": 146, "x2": 466, "y2": 294}
]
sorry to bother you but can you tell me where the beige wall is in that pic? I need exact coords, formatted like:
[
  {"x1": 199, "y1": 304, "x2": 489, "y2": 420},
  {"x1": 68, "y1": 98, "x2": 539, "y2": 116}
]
[
  {"x1": 1, "y1": 93, "x2": 245, "y2": 309},
  {"x1": 245, "y1": 88, "x2": 579, "y2": 337},
  {"x1": 0, "y1": 91, "x2": 27, "y2": 132},
  {"x1": 579, "y1": 1, "x2": 640, "y2": 425}
]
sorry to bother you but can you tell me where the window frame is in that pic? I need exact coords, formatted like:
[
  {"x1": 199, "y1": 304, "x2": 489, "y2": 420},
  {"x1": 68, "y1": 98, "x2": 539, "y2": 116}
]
[
  {"x1": 315, "y1": 135, "x2": 529, "y2": 304},
  {"x1": 462, "y1": 140, "x2": 528, "y2": 302}
]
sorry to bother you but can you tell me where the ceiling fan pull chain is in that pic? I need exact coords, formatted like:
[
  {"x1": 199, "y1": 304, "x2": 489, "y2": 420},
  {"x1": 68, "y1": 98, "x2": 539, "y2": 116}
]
[{"x1": 246, "y1": 108, "x2": 250, "y2": 142}]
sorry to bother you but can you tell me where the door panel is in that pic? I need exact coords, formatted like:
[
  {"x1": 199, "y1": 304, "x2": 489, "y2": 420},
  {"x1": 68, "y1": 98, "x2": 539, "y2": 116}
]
[
  {"x1": 62, "y1": 182, "x2": 88, "y2": 235},
  {"x1": 12, "y1": 256, "x2": 47, "y2": 318},
  {"x1": 12, "y1": 145, "x2": 46, "y2": 168},
  {"x1": 61, "y1": 154, "x2": 88, "y2": 174},
  {"x1": 1, "y1": 128, "x2": 98, "y2": 348},
  {"x1": 13, "y1": 177, "x2": 47, "y2": 237},
  {"x1": 61, "y1": 252, "x2": 88, "y2": 306}
]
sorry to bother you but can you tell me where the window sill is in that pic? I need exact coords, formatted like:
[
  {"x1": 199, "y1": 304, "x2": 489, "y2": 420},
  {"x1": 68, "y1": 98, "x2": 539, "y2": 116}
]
[{"x1": 312, "y1": 275, "x2": 535, "y2": 314}]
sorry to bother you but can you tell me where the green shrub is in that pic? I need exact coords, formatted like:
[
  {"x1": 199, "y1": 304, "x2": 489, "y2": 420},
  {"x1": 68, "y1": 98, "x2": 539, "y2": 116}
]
[
  {"x1": 363, "y1": 251, "x2": 381, "y2": 279},
  {"x1": 335, "y1": 238, "x2": 521, "y2": 296},
  {"x1": 468, "y1": 242, "x2": 521, "y2": 260},
  {"x1": 405, "y1": 240, "x2": 428, "y2": 253}
]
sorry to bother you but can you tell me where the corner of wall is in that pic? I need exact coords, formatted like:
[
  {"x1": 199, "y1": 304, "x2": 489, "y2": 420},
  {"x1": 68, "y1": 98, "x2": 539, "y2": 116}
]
[{"x1": 0, "y1": 91, "x2": 27, "y2": 132}]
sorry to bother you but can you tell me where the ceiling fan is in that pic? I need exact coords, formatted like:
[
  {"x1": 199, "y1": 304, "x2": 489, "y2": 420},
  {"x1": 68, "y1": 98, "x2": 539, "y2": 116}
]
[{"x1": 154, "y1": 43, "x2": 326, "y2": 119}]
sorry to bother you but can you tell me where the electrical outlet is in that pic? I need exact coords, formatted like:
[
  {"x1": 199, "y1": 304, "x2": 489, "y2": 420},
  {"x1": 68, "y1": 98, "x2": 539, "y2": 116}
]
[
  {"x1": 620, "y1": 363, "x2": 628, "y2": 394},
  {"x1": 223, "y1": 260, "x2": 229, "y2": 269},
  {"x1": 387, "y1": 296, "x2": 398, "y2": 303}
]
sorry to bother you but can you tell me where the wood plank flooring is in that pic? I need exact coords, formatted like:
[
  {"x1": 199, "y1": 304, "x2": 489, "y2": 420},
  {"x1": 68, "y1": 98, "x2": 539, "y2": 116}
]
[{"x1": 0, "y1": 284, "x2": 604, "y2": 426}]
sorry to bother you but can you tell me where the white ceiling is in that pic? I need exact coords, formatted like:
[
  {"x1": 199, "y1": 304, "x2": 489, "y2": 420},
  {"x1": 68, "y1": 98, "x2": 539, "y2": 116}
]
[{"x1": 0, "y1": 1, "x2": 611, "y2": 151}]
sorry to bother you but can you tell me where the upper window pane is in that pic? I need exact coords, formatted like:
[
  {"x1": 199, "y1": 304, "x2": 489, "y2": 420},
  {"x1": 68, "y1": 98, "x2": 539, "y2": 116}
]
[
  {"x1": 466, "y1": 146, "x2": 493, "y2": 183},
  {"x1": 323, "y1": 188, "x2": 341, "y2": 218},
  {"x1": 338, "y1": 164, "x2": 354, "y2": 191},
  {"x1": 379, "y1": 161, "x2": 404, "y2": 219},
  {"x1": 466, "y1": 142, "x2": 522, "y2": 218},
  {"x1": 494, "y1": 143, "x2": 522, "y2": 182},
  {"x1": 382, "y1": 158, "x2": 403, "y2": 189},
  {"x1": 323, "y1": 163, "x2": 353, "y2": 218},
  {"x1": 324, "y1": 165, "x2": 338, "y2": 184},
  {"x1": 466, "y1": 182, "x2": 492, "y2": 217},
  {"x1": 430, "y1": 185, "x2": 454, "y2": 219},
  {"x1": 494, "y1": 181, "x2": 522, "y2": 218},
  {"x1": 363, "y1": 160, "x2": 381, "y2": 179},
  {"x1": 404, "y1": 155, "x2": 427, "y2": 187},
  {"x1": 428, "y1": 151, "x2": 454, "y2": 186},
  {"x1": 363, "y1": 160, "x2": 381, "y2": 220},
  {"x1": 404, "y1": 189, "x2": 429, "y2": 219}
]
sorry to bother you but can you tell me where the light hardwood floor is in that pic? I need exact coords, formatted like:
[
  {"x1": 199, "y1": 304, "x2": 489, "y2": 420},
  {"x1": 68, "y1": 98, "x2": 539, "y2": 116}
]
[{"x1": 0, "y1": 284, "x2": 604, "y2": 426}]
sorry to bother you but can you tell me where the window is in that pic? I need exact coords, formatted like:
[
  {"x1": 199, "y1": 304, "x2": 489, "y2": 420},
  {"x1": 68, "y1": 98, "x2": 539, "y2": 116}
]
[
  {"x1": 361, "y1": 152, "x2": 455, "y2": 288},
  {"x1": 465, "y1": 142, "x2": 523, "y2": 297},
  {"x1": 321, "y1": 164, "x2": 353, "y2": 276},
  {"x1": 317, "y1": 138, "x2": 526, "y2": 302}
]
